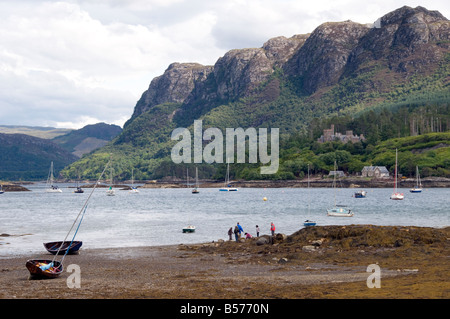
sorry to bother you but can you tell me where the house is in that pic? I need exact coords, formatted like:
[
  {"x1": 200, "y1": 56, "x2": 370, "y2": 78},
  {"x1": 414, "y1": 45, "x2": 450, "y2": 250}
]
[{"x1": 361, "y1": 166, "x2": 389, "y2": 178}]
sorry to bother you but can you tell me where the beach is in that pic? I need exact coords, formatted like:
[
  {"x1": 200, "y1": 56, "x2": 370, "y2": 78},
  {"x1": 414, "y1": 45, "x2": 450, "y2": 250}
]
[{"x1": 1, "y1": 225, "x2": 448, "y2": 299}]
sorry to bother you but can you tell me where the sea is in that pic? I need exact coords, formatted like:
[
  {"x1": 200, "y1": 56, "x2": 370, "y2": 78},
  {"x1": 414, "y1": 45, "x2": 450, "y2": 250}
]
[{"x1": 0, "y1": 183, "x2": 449, "y2": 258}]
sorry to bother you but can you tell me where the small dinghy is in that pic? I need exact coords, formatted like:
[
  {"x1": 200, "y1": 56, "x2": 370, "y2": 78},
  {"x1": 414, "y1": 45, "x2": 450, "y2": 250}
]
[
  {"x1": 26, "y1": 259, "x2": 63, "y2": 279},
  {"x1": 44, "y1": 241, "x2": 82, "y2": 255},
  {"x1": 303, "y1": 220, "x2": 316, "y2": 227}
]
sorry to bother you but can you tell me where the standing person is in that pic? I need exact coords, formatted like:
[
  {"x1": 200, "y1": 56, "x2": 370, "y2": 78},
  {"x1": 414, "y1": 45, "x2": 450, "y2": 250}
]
[
  {"x1": 234, "y1": 226, "x2": 239, "y2": 242},
  {"x1": 237, "y1": 222, "x2": 244, "y2": 238},
  {"x1": 270, "y1": 222, "x2": 275, "y2": 236},
  {"x1": 256, "y1": 225, "x2": 260, "y2": 237},
  {"x1": 228, "y1": 227, "x2": 233, "y2": 241}
]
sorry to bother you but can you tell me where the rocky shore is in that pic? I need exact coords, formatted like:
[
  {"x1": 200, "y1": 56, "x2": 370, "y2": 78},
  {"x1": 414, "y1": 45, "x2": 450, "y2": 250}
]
[{"x1": 0, "y1": 225, "x2": 448, "y2": 300}]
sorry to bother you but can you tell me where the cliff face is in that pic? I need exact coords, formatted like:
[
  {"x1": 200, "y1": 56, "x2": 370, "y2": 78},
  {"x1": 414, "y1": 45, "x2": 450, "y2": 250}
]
[{"x1": 127, "y1": 6, "x2": 448, "y2": 125}]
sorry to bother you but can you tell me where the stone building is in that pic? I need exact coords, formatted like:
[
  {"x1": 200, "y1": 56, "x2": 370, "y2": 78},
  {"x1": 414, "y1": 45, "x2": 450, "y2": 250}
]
[
  {"x1": 317, "y1": 124, "x2": 365, "y2": 143},
  {"x1": 361, "y1": 166, "x2": 390, "y2": 178}
]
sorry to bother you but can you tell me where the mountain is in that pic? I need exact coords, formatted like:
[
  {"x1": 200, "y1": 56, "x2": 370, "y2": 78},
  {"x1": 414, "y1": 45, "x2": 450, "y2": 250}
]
[
  {"x1": 0, "y1": 133, "x2": 78, "y2": 180},
  {"x1": 62, "y1": 6, "x2": 450, "y2": 181},
  {"x1": 0, "y1": 125, "x2": 71, "y2": 139},
  {"x1": 52, "y1": 122, "x2": 122, "y2": 158}
]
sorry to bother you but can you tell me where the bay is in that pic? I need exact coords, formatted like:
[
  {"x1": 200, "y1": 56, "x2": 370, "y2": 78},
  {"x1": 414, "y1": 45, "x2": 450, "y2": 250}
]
[{"x1": 0, "y1": 183, "x2": 449, "y2": 258}]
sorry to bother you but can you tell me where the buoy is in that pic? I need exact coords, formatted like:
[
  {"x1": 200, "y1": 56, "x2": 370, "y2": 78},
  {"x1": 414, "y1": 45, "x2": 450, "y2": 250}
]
[{"x1": 263, "y1": 197, "x2": 267, "y2": 201}]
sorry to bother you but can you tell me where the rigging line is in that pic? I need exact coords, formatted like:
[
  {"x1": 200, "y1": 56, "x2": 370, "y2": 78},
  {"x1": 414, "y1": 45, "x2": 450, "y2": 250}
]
[
  {"x1": 60, "y1": 204, "x2": 88, "y2": 265},
  {"x1": 51, "y1": 160, "x2": 110, "y2": 264}
]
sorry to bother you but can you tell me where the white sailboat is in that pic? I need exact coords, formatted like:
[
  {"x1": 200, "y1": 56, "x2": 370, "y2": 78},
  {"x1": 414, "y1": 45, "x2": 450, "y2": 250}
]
[
  {"x1": 129, "y1": 168, "x2": 139, "y2": 193},
  {"x1": 390, "y1": 149, "x2": 404, "y2": 200},
  {"x1": 410, "y1": 166, "x2": 422, "y2": 193},
  {"x1": 304, "y1": 164, "x2": 316, "y2": 226},
  {"x1": 106, "y1": 165, "x2": 115, "y2": 196},
  {"x1": 327, "y1": 161, "x2": 353, "y2": 217},
  {"x1": 219, "y1": 163, "x2": 238, "y2": 191},
  {"x1": 192, "y1": 167, "x2": 199, "y2": 194},
  {"x1": 46, "y1": 161, "x2": 62, "y2": 193}
]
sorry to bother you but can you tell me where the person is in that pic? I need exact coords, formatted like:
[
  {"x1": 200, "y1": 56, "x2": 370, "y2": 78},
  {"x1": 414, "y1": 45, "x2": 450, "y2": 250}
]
[
  {"x1": 237, "y1": 222, "x2": 244, "y2": 237},
  {"x1": 245, "y1": 232, "x2": 252, "y2": 239},
  {"x1": 256, "y1": 225, "x2": 260, "y2": 237},
  {"x1": 228, "y1": 227, "x2": 233, "y2": 241},
  {"x1": 233, "y1": 226, "x2": 239, "y2": 242},
  {"x1": 270, "y1": 222, "x2": 275, "y2": 236}
]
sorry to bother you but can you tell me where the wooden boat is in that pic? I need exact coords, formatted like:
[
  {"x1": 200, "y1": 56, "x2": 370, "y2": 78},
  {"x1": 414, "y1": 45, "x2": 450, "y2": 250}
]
[
  {"x1": 26, "y1": 259, "x2": 63, "y2": 279},
  {"x1": 182, "y1": 225, "x2": 196, "y2": 233},
  {"x1": 43, "y1": 241, "x2": 82, "y2": 255}
]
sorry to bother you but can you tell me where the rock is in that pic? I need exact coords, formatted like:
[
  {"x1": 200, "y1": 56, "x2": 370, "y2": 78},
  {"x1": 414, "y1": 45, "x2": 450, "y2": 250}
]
[
  {"x1": 311, "y1": 239, "x2": 324, "y2": 246},
  {"x1": 275, "y1": 233, "x2": 287, "y2": 241},
  {"x1": 278, "y1": 258, "x2": 288, "y2": 264},
  {"x1": 256, "y1": 235, "x2": 272, "y2": 246},
  {"x1": 302, "y1": 245, "x2": 317, "y2": 252}
]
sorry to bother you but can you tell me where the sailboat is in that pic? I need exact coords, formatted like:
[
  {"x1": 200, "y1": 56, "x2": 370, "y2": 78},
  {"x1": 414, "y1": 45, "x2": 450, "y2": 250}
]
[
  {"x1": 390, "y1": 149, "x2": 404, "y2": 200},
  {"x1": 304, "y1": 164, "x2": 316, "y2": 226},
  {"x1": 219, "y1": 163, "x2": 238, "y2": 191},
  {"x1": 129, "y1": 168, "x2": 139, "y2": 193},
  {"x1": 410, "y1": 166, "x2": 422, "y2": 193},
  {"x1": 106, "y1": 165, "x2": 115, "y2": 196},
  {"x1": 192, "y1": 167, "x2": 200, "y2": 194},
  {"x1": 327, "y1": 161, "x2": 353, "y2": 217},
  {"x1": 0, "y1": 185, "x2": 4, "y2": 194},
  {"x1": 46, "y1": 162, "x2": 62, "y2": 193},
  {"x1": 26, "y1": 161, "x2": 111, "y2": 279}
]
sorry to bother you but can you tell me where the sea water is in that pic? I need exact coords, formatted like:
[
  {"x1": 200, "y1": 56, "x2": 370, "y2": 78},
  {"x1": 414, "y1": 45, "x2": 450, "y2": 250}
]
[{"x1": 0, "y1": 183, "x2": 449, "y2": 258}]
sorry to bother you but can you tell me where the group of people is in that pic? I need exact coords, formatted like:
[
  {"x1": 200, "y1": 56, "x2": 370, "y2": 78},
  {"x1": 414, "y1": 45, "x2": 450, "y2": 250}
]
[{"x1": 228, "y1": 222, "x2": 276, "y2": 242}]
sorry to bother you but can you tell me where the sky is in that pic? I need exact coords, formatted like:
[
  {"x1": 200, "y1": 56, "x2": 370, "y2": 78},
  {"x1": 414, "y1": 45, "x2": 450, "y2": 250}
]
[{"x1": 0, "y1": 0, "x2": 448, "y2": 129}]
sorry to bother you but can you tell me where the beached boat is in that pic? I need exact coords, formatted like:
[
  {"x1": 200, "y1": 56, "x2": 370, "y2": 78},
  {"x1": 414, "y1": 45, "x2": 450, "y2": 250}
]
[
  {"x1": 0, "y1": 185, "x2": 4, "y2": 194},
  {"x1": 26, "y1": 259, "x2": 63, "y2": 279},
  {"x1": 26, "y1": 161, "x2": 111, "y2": 279},
  {"x1": 391, "y1": 149, "x2": 404, "y2": 200},
  {"x1": 43, "y1": 241, "x2": 82, "y2": 255},
  {"x1": 46, "y1": 162, "x2": 62, "y2": 193},
  {"x1": 354, "y1": 190, "x2": 367, "y2": 198},
  {"x1": 219, "y1": 164, "x2": 238, "y2": 191},
  {"x1": 327, "y1": 161, "x2": 354, "y2": 217},
  {"x1": 182, "y1": 225, "x2": 196, "y2": 233},
  {"x1": 303, "y1": 165, "x2": 316, "y2": 226},
  {"x1": 410, "y1": 166, "x2": 422, "y2": 193}
]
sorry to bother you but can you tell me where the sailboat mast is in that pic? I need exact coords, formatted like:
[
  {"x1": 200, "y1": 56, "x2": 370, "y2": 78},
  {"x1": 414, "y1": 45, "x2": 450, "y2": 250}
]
[{"x1": 394, "y1": 149, "x2": 398, "y2": 192}]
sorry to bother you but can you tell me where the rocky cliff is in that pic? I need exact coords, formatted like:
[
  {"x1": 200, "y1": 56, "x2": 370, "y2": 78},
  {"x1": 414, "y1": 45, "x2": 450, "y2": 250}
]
[{"x1": 128, "y1": 6, "x2": 448, "y2": 124}]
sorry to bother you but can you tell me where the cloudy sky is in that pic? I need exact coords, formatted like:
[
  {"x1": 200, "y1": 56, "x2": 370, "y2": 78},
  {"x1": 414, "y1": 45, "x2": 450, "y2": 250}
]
[{"x1": 0, "y1": 0, "x2": 448, "y2": 129}]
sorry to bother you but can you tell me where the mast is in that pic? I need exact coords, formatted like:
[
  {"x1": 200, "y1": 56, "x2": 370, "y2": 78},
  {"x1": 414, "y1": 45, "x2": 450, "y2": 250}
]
[{"x1": 394, "y1": 149, "x2": 398, "y2": 192}]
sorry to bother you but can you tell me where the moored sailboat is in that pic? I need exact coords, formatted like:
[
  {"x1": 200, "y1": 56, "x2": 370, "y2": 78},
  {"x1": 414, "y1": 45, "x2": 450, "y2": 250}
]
[
  {"x1": 390, "y1": 149, "x2": 404, "y2": 200},
  {"x1": 219, "y1": 163, "x2": 238, "y2": 191},
  {"x1": 327, "y1": 161, "x2": 353, "y2": 217},
  {"x1": 46, "y1": 162, "x2": 62, "y2": 193},
  {"x1": 410, "y1": 166, "x2": 422, "y2": 193}
]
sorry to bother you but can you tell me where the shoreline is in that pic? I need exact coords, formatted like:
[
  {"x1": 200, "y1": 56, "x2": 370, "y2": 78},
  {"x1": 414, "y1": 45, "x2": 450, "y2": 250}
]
[
  {"x1": 1, "y1": 225, "x2": 448, "y2": 299},
  {"x1": 3, "y1": 176, "x2": 450, "y2": 191}
]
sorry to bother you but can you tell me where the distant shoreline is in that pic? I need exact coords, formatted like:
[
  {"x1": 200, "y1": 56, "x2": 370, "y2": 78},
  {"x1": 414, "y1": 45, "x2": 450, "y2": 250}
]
[{"x1": 2, "y1": 176, "x2": 450, "y2": 191}]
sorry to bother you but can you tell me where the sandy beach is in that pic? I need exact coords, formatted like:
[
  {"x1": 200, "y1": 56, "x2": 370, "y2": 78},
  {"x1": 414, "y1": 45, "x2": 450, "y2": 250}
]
[{"x1": 1, "y1": 225, "x2": 448, "y2": 301}]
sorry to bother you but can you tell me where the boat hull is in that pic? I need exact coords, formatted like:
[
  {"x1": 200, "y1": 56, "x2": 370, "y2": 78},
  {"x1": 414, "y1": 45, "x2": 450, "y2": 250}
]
[
  {"x1": 390, "y1": 193, "x2": 404, "y2": 200},
  {"x1": 44, "y1": 241, "x2": 82, "y2": 255},
  {"x1": 46, "y1": 188, "x2": 62, "y2": 193},
  {"x1": 182, "y1": 226, "x2": 196, "y2": 233},
  {"x1": 354, "y1": 191, "x2": 366, "y2": 198},
  {"x1": 219, "y1": 188, "x2": 238, "y2": 191},
  {"x1": 327, "y1": 208, "x2": 354, "y2": 217},
  {"x1": 26, "y1": 259, "x2": 63, "y2": 279},
  {"x1": 410, "y1": 188, "x2": 422, "y2": 193},
  {"x1": 304, "y1": 221, "x2": 316, "y2": 227}
]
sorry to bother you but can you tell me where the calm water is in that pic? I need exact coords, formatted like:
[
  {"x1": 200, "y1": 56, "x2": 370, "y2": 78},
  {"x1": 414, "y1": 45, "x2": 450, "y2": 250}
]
[{"x1": 0, "y1": 183, "x2": 449, "y2": 258}]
